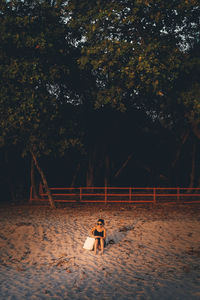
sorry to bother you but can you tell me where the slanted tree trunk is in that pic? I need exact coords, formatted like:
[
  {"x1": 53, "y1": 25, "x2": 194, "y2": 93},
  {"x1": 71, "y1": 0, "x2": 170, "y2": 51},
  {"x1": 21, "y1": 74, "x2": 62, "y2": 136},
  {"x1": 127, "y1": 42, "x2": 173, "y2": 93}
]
[
  {"x1": 30, "y1": 150, "x2": 56, "y2": 209},
  {"x1": 30, "y1": 158, "x2": 39, "y2": 201},
  {"x1": 114, "y1": 154, "x2": 133, "y2": 178}
]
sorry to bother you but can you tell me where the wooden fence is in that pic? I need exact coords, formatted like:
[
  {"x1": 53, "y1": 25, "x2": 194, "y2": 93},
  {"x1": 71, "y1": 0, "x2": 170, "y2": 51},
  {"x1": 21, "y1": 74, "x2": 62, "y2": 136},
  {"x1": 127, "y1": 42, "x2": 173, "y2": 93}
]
[{"x1": 29, "y1": 185, "x2": 200, "y2": 204}]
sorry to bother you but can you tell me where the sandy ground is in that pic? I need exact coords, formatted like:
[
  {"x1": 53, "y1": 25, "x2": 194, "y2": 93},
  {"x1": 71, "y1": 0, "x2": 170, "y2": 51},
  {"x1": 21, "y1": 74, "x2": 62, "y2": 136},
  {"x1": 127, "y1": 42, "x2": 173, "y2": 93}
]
[{"x1": 0, "y1": 203, "x2": 200, "y2": 300}]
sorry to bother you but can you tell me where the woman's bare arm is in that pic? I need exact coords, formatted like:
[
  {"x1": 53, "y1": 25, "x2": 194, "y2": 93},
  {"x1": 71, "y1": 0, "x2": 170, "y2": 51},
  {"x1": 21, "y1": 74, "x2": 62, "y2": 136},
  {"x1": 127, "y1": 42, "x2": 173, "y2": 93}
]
[{"x1": 91, "y1": 226, "x2": 99, "y2": 238}]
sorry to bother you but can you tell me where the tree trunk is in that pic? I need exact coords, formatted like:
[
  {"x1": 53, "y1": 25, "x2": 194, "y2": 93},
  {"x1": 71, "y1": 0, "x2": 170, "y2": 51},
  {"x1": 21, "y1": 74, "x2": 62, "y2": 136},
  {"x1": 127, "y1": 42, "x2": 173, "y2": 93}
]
[
  {"x1": 4, "y1": 150, "x2": 15, "y2": 202},
  {"x1": 172, "y1": 130, "x2": 189, "y2": 168},
  {"x1": 198, "y1": 174, "x2": 200, "y2": 189},
  {"x1": 30, "y1": 158, "x2": 39, "y2": 201},
  {"x1": 86, "y1": 159, "x2": 94, "y2": 187},
  {"x1": 104, "y1": 154, "x2": 110, "y2": 187},
  {"x1": 71, "y1": 163, "x2": 80, "y2": 187},
  {"x1": 30, "y1": 150, "x2": 56, "y2": 209},
  {"x1": 188, "y1": 140, "x2": 196, "y2": 190},
  {"x1": 192, "y1": 121, "x2": 200, "y2": 140},
  {"x1": 86, "y1": 151, "x2": 95, "y2": 187},
  {"x1": 191, "y1": 122, "x2": 200, "y2": 191},
  {"x1": 171, "y1": 130, "x2": 190, "y2": 186},
  {"x1": 114, "y1": 154, "x2": 133, "y2": 178}
]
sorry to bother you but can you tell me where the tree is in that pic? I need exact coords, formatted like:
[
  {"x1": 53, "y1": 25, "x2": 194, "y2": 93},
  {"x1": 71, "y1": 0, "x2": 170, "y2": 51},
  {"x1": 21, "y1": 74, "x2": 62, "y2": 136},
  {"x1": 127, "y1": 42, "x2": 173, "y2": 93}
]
[
  {"x1": 1, "y1": 0, "x2": 199, "y2": 195},
  {"x1": 68, "y1": 0, "x2": 199, "y2": 111},
  {"x1": 166, "y1": 39, "x2": 200, "y2": 187},
  {"x1": 0, "y1": 0, "x2": 83, "y2": 207},
  {"x1": 67, "y1": 0, "x2": 200, "y2": 187}
]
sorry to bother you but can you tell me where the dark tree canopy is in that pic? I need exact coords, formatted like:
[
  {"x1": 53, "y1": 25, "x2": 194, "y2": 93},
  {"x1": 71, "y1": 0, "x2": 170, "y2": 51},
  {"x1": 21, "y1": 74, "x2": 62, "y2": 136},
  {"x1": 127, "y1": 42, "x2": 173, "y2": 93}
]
[
  {"x1": 68, "y1": 0, "x2": 200, "y2": 111},
  {"x1": 0, "y1": 0, "x2": 200, "y2": 203}
]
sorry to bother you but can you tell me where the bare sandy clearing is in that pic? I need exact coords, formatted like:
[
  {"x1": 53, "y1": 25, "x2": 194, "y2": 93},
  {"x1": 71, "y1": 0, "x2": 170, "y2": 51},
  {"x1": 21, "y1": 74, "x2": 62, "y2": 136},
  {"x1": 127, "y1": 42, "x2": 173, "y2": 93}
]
[{"x1": 0, "y1": 204, "x2": 200, "y2": 300}]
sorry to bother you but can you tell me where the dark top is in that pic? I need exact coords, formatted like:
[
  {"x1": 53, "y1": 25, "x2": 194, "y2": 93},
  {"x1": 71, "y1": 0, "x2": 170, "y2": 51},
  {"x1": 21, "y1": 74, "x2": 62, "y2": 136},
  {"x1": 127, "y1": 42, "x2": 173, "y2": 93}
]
[{"x1": 94, "y1": 229, "x2": 104, "y2": 237}]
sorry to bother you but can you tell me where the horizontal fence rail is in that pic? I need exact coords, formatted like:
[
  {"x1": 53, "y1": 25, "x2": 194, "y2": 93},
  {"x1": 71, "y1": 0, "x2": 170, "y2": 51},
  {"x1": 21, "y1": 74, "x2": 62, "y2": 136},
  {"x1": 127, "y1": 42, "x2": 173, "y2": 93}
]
[{"x1": 30, "y1": 185, "x2": 200, "y2": 204}]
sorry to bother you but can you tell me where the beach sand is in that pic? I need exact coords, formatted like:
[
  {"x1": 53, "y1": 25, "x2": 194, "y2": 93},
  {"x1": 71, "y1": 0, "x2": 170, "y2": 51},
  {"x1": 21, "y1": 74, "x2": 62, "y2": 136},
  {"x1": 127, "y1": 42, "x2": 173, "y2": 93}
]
[{"x1": 0, "y1": 203, "x2": 200, "y2": 300}]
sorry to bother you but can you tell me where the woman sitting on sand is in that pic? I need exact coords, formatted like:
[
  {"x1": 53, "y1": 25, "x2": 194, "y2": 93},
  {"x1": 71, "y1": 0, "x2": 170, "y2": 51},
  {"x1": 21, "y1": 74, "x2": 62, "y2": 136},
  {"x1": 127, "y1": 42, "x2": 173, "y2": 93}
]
[{"x1": 91, "y1": 219, "x2": 106, "y2": 255}]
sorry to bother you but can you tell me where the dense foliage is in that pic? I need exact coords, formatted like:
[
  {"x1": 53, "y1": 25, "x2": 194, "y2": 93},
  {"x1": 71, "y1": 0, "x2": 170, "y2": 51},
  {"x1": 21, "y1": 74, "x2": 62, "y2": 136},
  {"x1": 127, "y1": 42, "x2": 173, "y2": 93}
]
[
  {"x1": 0, "y1": 0, "x2": 199, "y2": 202},
  {"x1": 0, "y1": 0, "x2": 84, "y2": 154},
  {"x1": 68, "y1": 0, "x2": 199, "y2": 110}
]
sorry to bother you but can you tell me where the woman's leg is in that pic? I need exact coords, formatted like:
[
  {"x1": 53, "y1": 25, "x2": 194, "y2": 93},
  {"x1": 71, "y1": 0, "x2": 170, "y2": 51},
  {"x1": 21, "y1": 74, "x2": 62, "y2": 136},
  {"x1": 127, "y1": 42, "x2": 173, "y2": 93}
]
[
  {"x1": 94, "y1": 239, "x2": 98, "y2": 255},
  {"x1": 100, "y1": 238, "x2": 104, "y2": 254}
]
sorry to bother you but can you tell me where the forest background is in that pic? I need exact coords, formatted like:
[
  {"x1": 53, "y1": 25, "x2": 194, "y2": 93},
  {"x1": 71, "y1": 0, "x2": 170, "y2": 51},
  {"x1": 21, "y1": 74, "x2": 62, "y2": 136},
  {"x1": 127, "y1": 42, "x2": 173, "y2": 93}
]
[{"x1": 0, "y1": 0, "x2": 199, "y2": 204}]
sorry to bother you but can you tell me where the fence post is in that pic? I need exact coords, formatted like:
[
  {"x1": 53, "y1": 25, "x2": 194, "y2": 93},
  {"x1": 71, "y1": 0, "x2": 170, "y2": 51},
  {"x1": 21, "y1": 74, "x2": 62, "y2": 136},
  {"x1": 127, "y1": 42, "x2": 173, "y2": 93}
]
[
  {"x1": 80, "y1": 187, "x2": 82, "y2": 202},
  {"x1": 153, "y1": 188, "x2": 156, "y2": 204},
  {"x1": 105, "y1": 186, "x2": 107, "y2": 203},
  {"x1": 177, "y1": 187, "x2": 180, "y2": 202},
  {"x1": 129, "y1": 187, "x2": 132, "y2": 203}
]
